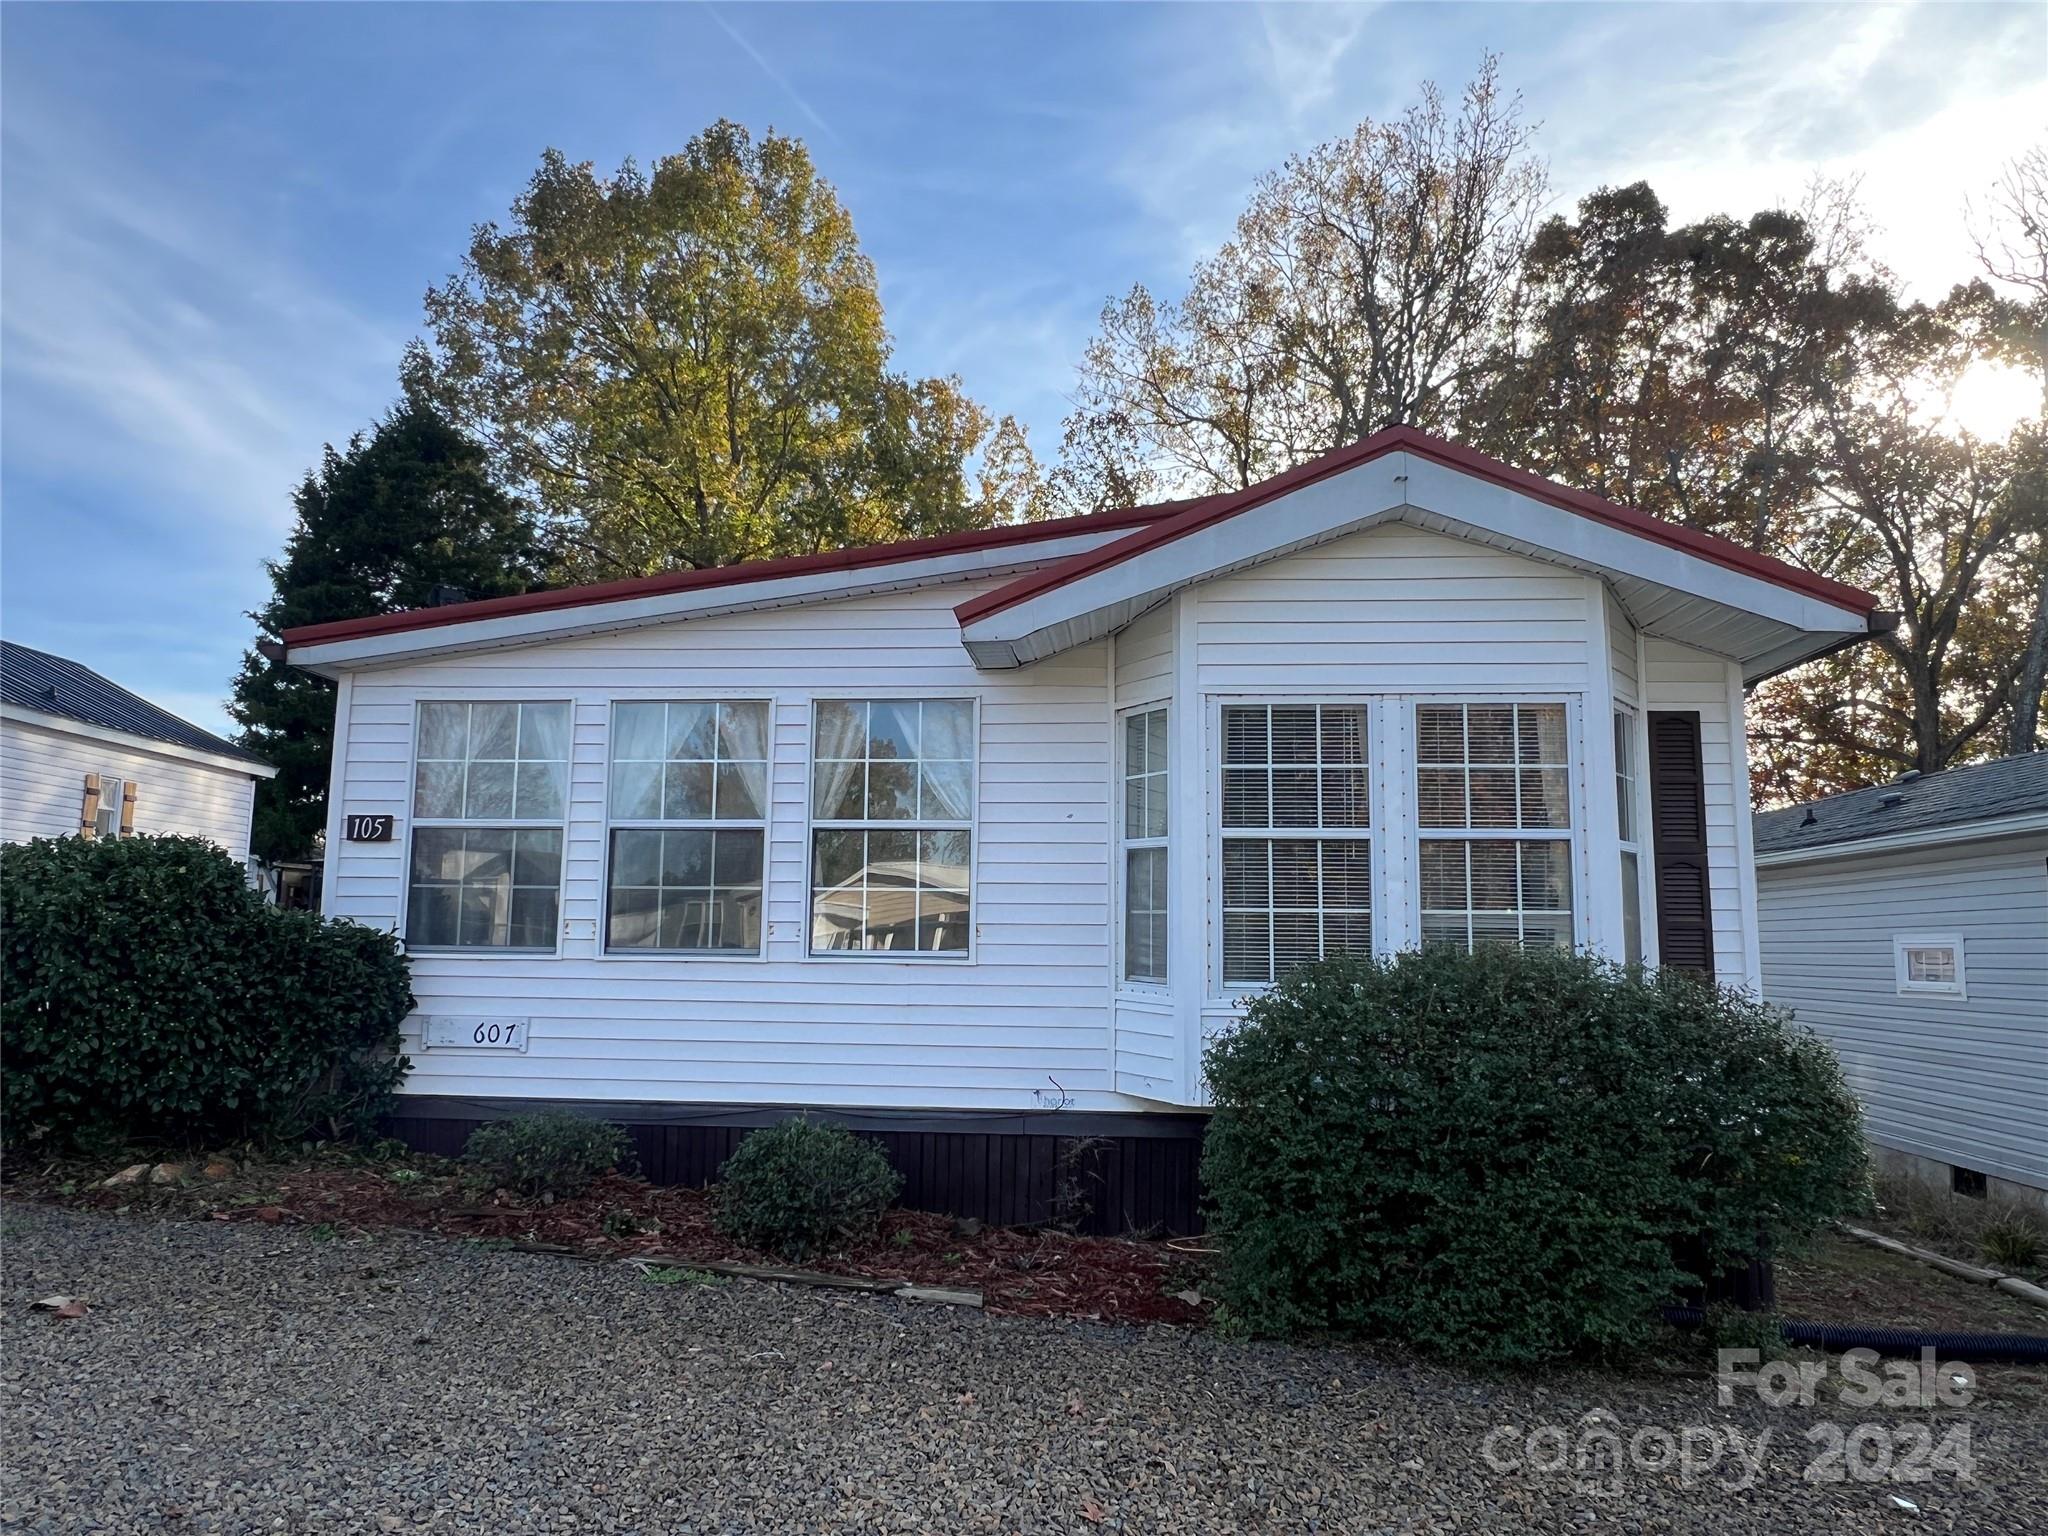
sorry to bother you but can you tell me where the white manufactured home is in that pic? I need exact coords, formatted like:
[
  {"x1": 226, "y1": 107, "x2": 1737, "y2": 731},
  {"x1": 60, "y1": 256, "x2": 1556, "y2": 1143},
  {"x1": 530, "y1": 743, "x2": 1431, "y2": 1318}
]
[
  {"x1": 0, "y1": 640, "x2": 274, "y2": 860},
  {"x1": 1755, "y1": 755, "x2": 2048, "y2": 1207},
  {"x1": 283, "y1": 428, "x2": 1884, "y2": 1229}
]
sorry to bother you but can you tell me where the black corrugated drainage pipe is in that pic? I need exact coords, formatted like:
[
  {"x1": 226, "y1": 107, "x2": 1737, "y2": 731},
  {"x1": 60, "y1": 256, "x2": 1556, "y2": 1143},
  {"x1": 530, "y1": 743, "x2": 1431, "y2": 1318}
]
[{"x1": 1662, "y1": 1307, "x2": 2048, "y2": 1365}]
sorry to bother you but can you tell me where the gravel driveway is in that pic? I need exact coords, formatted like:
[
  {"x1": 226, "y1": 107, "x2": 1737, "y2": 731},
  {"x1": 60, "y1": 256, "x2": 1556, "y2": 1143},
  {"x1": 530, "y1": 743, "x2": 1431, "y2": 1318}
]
[{"x1": 4, "y1": 1201, "x2": 2043, "y2": 1534}]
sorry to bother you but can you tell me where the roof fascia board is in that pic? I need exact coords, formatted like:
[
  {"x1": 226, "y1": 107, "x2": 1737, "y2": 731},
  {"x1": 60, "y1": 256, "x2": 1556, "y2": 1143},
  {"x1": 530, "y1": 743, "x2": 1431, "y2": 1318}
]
[
  {"x1": 1381, "y1": 458, "x2": 1869, "y2": 636},
  {"x1": 1753, "y1": 809, "x2": 2048, "y2": 866},
  {"x1": 0, "y1": 703, "x2": 277, "y2": 778},
  {"x1": 960, "y1": 452, "x2": 1871, "y2": 665},
  {"x1": 288, "y1": 529, "x2": 1129, "y2": 674}
]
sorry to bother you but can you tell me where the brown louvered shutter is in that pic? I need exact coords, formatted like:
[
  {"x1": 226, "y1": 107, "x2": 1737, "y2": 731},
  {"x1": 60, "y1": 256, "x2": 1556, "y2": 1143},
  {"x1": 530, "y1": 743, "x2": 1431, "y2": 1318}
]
[
  {"x1": 1648, "y1": 711, "x2": 1714, "y2": 976},
  {"x1": 119, "y1": 781, "x2": 138, "y2": 836},
  {"x1": 79, "y1": 772, "x2": 102, "y2": 838}
]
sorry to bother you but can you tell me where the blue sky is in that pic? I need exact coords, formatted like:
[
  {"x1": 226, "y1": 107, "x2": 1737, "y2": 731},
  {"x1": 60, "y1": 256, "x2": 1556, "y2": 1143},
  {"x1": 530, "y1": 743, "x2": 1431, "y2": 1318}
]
[{"x1": 3, "y1": 2, "x2": 2041, "y2": 736}]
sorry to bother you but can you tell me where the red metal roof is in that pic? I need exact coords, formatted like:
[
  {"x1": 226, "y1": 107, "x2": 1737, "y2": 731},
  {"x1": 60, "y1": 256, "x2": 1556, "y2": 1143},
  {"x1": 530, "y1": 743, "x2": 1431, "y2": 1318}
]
[
  {"x1": 282, "y1": 501, "x2": 1178, "y2": 649},
  {"x1": 285, "y1": 427, "x2": 1879, "y2": 654},
  {"x1": 955, "y1": 426, "x2": 1882, "y2": 628}
]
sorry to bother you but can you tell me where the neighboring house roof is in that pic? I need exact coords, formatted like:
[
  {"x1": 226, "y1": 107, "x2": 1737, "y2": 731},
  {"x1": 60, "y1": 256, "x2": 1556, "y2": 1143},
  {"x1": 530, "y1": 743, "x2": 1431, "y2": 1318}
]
[
  {"x1": 0, "y1": 640, "x2": 272, "y2": 771},
  {"x1": 281, "y1": 427, "x2": 1885, "y2": 681},
  {"x1": 1753, "y1": 752, "x2": 2048, "y2": 861}
]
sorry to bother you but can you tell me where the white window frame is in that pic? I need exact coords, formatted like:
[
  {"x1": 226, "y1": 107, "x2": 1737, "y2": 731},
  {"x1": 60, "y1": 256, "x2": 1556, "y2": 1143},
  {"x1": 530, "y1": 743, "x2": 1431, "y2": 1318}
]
[
  {"x1": 1409, "y1": 696, "x2": 1582, "y2": 954},
  {"x1": 803, "y1": 695, "x2": 980, "y2": 962},
  {"x1": 93, "y1": 772, "x2": 128, "y2": 839},
  {"x1": 400, "y1": 698, "x2": 571, "y2": 958},
  {"x1": 1894, "y1": 933, "x2": 1966, "y2": 998},
  {"x1": 1117, "y1": 704, "x2": 1170, "y2": 991},
  {"x1": 1613, "y1": 704, "x2": 1649, "y2": 966},
  {"x1": 1212, "y1": 698, "x2": 1377, "y2": 993},
  {"x1": 600, "y1": 698, "x2": 772, "y2": 959}
]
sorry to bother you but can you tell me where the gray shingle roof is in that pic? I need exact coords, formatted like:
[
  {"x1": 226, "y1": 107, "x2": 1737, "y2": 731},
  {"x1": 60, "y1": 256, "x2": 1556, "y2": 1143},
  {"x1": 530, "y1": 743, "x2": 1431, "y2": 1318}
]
[
  {"x1": 1753, "y1": 752, "x2": 2048, "y2": 857},
  {"x1": 0, "y1": 641, "x2": 269, "y2": 768}
]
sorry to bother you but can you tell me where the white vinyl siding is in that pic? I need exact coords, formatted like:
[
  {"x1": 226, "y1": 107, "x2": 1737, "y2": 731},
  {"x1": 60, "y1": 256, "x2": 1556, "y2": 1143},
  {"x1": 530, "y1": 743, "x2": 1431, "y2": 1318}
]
[
  {"x1": 0, "y1": 717, "x2": 260, "y2": 858},
  {"x1": 1758, "y1": 834, "x2": 2048, "y2": 1192},
  {"x1": 1113, "y1": 600, "x2": 1174, "y2": 706},
  {"x1": 325, "y1": 581, "x2": 1120, "y2": 1111},
  {"x1": 1607, "y1": 595, "x2": 1639, "y2": 705},
  {"x1": 1194, "y1": 524, "x2": 1593, "y2": 694}
]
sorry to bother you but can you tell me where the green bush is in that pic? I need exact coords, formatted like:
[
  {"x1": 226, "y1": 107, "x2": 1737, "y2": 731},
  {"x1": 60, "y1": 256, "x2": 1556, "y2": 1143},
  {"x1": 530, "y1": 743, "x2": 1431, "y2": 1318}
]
[
  {"x1": 714, "y1": 1118, "x2": 902, "y2": 1260},
  {"x1": 1201, "y1": 946, "x2": 1868, "y2": 1366},
  {"x1": 2, "y1": 834, "x2": 412, "y2": 1149},
  {"x1": 462, "y1": 1113, "x2": 633, "y2": 1200}
]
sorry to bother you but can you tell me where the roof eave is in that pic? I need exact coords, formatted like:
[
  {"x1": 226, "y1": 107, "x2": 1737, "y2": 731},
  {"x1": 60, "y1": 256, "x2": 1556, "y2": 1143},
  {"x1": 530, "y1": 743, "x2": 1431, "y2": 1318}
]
[
  {"x1": 1754, "y1": 808, "x2": 2048, "y2": 865},
  {"x1": 0, "y1": 702, "x2": 277, "y2": 778}
]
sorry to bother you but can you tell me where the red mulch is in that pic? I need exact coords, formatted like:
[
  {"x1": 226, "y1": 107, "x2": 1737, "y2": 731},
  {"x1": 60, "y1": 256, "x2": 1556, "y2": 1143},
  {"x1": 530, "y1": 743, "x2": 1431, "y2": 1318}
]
[{"x1": 10, "y1": 1158, "x2": 1211, "y2": 1328}]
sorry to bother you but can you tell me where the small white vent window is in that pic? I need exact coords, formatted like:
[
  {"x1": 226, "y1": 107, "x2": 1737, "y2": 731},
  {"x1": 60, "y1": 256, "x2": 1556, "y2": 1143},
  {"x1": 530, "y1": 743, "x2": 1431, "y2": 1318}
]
[{"x1": 1894, "y1": 934, "x2": 1965, "y2": 998}]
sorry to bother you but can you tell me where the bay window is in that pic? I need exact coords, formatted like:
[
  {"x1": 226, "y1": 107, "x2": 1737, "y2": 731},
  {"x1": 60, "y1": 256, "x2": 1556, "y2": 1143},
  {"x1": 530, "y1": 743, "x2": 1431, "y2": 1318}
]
[
  {"x1": 605, "y1": 700, "x2": 768, "y2": 953},
  {"x1": 407, "y1": 701, "x2": 569, "y2": 951},
  {"x1": 1220, "y1": 703, "x2": 1372, "y2": 985},
  {"x1": 1120, "y1": 707, "x2": 1169, "y2": 984},
  {"x1": 1416, "y1": 702, "x2": 1574, "y2": 951},
  {"x1": 810, "y1": 699, "x2": 974, "y2": 955}
]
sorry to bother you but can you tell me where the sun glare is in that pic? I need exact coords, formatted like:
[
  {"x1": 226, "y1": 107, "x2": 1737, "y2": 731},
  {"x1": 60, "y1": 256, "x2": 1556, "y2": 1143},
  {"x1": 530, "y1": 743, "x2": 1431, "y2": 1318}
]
[{"x1": 1921, "y1": 360, "x2": 2043, "y2": 442}]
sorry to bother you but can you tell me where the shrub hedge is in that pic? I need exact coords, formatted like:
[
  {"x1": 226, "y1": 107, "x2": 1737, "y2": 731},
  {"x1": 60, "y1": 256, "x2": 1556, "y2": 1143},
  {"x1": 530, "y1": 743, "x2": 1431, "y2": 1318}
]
[
  {"x1": 462, "y1": 1113, "x2": 634, "y2": 1199},
  {"x1": 1200, "y1": 945, "x2": 1868, "y2": 1366},
  {"x1": 1, "y1": 834, "x2": 413, "y2": 1149},
  {"x1": 714, "y1": 1118, "x2": 902, "y2": 1260}
]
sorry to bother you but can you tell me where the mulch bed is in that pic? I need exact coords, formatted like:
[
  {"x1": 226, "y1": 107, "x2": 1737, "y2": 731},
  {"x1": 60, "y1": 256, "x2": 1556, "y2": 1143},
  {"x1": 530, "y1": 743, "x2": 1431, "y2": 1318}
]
[{"x1": 3, "y1": 1153, "x2": 1211, "y2": 1327}]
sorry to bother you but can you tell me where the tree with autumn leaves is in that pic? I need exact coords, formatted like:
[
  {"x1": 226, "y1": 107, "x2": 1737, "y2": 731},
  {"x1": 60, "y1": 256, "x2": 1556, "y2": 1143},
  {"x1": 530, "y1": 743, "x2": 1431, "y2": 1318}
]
[
  {"x1": 1058, "y1": 58, "x2": 2046, "y2": 801},
  {"x1": 246, "y1": 85, "x2": 2042, "y2": 823},
  {"x1": 405, "y1": 123, "x2": 1046, "y2": 581}
]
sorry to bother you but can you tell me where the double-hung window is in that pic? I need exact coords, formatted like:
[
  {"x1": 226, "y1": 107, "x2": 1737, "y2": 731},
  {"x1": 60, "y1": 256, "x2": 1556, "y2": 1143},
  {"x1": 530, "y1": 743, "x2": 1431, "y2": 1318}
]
[
  {"x1": 408, "y1": 701, "x2": 569, "y2": 951},
  {"x1": 1614, "y1": 707, "x2": 1644, "y2": 965},
  {"x1": 1120, "y1": 707, "x2": 1169, "y2": 984},
  {"x1": 605, "y1": 700, "x2": 768, "y2": 953},
  {"x1": 1416, "y1": 702, "x2": 1574, "y2": 951},
  {"x1": 91, "y1": 774, "x2": 127, "y2": 839},
  {"x1": 810, "y1": 699, "x2": 974, "y2": 955},
  {"x1": 1219, "y1": 703, "x2": 1372, "y2": 986}
]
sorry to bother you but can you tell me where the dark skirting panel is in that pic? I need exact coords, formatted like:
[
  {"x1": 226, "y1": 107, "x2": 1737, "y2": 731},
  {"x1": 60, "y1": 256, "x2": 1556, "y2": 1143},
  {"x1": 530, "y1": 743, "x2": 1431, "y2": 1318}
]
[{"x1": 382, "y1": 1098, "x2": 1210, "y2": 1236}]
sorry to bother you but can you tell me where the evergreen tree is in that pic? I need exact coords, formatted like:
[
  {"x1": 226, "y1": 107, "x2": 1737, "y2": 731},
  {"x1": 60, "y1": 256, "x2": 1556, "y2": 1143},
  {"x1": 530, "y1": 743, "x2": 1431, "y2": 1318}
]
[{"x1": 230, "y1": 398, "x2": 544, "y2": 863}]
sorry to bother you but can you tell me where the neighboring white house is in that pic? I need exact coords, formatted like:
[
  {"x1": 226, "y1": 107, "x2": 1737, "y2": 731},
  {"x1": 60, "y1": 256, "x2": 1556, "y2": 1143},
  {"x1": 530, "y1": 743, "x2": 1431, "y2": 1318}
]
[
  {"x1": 0, "y1": 640, "x2": 275, "y2": 861},
  {"x1": 280, "y1": 427, "x2": 1885, "y2": 1228},
  {"x1": 1755, "y1": 754, "x2": 2048, "y2": 1207}
]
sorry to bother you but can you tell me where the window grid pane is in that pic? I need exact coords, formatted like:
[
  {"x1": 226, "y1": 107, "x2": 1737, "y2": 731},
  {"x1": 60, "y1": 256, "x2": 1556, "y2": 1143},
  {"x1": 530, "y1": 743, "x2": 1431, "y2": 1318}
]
[
  {"x1": 610, "y1": 701, "x2": 770, "y2": 825},
  {"x1": 1220, "y1": 705, "x2": 1371, "y2": 987},
  {"x1": 410, "y1": 701, "x2": 569, "y2": 951},
  {"x1": 605, "y1": 701, "x2": 769, "y2": 954},
  {"x1": 414, "y1": 701, "x2": 571, "y2": 825},
  {"x1": 1418, "y1": 838, "x2": 1574, "y2": 954},
  {"x1": 1415, "y1": 703, "x2": 1569, "y2": 832},
  {"x1": 406, "y1": 827, "x2": 563, "y2": 951},
  {"x1": 1415, "y1": 702, "x2": 1575, "y2": 956},
  {"x1": 1121, "y1": 708, "x2": 1170, "y2": 982},
  {"x1": 810, "y1": 701, "x2": 974, "y2": 955},
  {"x1": 605, "y1": 828, "x2": 763, "y2": 952},
  {"x1": 1613, "y1": 710, "x2": 1637, "y2": 844}
]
